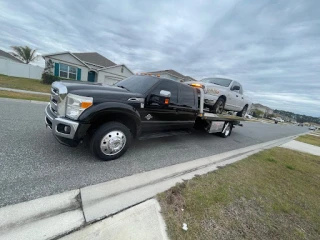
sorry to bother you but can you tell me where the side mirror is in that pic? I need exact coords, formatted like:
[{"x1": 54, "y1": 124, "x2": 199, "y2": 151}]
[
  {"x1": 160, "y1": 90, "x2": 171, "y2": 98},
  {"x1": 232, "y1": 85, "x2": 240, "y2": 91},
  {"x1": 149, "y1": 90, "x2": 171, "y2": 105}
]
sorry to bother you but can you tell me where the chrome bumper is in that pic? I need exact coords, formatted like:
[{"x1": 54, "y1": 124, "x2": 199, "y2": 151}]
[{"x1": 45, "y1": 104, "x2": 79, "y2": 139}]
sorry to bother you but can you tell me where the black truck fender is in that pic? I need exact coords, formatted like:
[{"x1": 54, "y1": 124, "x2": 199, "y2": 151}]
[{"x1": 79, "y1": 102, "x2": 142, "y2": 138}]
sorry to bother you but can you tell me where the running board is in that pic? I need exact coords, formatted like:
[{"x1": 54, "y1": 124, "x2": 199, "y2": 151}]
[{"x1": 138, "y1": 130, "x2": 191, "y2": 140}]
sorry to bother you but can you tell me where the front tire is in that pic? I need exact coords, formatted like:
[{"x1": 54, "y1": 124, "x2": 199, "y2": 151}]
[
  {"x1": 90, "y1": 122, "x2": 132, "y2": 161},
  {"x1": 211, "y1": 98, "x2": 225, "y2": 114}
]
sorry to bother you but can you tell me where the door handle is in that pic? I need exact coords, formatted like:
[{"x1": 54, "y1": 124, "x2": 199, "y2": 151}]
[{"x1": 236, "y1": 95, "x2": 238, "y2": 97}]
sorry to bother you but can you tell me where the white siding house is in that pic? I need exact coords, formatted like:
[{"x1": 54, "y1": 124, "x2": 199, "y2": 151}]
[
  {"x1": 42, "y1": 52, "x2": 134, "y2": 85},
  {"x1": 143, "y1": 69, "x2": 196, "y2": 82}
]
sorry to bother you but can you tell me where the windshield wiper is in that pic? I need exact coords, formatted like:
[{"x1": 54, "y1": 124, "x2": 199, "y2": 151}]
[{"x1": 117, "y1": 85, "x2": 130, "y2": 91}]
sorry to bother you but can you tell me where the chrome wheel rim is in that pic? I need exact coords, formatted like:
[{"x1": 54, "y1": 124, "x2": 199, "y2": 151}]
[
  {"x1": 225, "y1": 125, "x2": 231, "y2": 136},
  {"x1": 216, "y1": 101, "x2": 224, "y2": 114},
  {"x1": 100, "y1": 130, "x2": 126, "y2": 156}
]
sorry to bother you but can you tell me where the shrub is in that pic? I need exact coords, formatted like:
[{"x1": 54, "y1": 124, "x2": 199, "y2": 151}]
[{"x1": 41, "y1": 73, "x2": 61, "y2": 85}]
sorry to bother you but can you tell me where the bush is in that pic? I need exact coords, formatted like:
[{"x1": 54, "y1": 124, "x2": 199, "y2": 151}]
[{"x1": 41, "y1": 73, "x2": 61, "y2": 85}]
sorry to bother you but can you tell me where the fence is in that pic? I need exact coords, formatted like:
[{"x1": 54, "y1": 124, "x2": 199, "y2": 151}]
[{"x1": 0, "y1": 58, "x2": 44, "y2": 80}]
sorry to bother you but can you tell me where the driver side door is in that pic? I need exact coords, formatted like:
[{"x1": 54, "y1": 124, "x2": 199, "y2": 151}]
[
  {"x1": 228, "y1": 81, "x2": 241, "y2": 111},
  {"x1": 141, "y1": 80, "x2": 179, "y2": 133}
]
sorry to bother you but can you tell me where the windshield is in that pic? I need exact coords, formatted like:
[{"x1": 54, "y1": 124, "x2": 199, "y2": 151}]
[
  {"x1": 115, "y1": 76, "x2": 159, "y2": 94},
  {"x1": 200, "y1": 78, "x2": 232, "y2": 87}
]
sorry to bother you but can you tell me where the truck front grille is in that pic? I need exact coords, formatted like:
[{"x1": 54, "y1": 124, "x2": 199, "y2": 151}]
[{"x1": 50, "y1": 82, "x2": 68, "y2": 117}]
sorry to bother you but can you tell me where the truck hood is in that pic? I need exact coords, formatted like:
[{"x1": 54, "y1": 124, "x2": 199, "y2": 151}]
[{"x1": 60, "y1": 81, "x2": 143, "y2": 103}]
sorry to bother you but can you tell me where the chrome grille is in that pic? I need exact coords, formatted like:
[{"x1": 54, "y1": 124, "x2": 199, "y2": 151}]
[{"x1": 50, "y1": 82, "x2": 68, "y2": 117}]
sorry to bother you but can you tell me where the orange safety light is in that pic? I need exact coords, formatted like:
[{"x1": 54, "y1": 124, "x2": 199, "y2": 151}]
[
  {"x1": 190, "y1": 83, "x2": 202, "y2": 88},
  {"x1": 164, "y1": 98, "x2": 170, "y2": 104}
]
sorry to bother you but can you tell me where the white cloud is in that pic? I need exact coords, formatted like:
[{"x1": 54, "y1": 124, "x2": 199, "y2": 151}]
[{"x1": 0, "y1": 0, "x2": 319, "y2": 116}]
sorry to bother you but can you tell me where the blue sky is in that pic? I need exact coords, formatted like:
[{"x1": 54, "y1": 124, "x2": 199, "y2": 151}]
[{"x1": 0, "y1": 0, "x2": 319, "y2": 116}]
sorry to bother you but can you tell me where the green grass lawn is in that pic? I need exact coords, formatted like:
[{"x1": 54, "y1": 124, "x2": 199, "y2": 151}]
[
  {"x1": 0, "y1": 74, "x2": 51, "y2": 93},
  {"x1": 295, "y1": 134, "x2": 320, "y2": 147},
  {"x1": 0, "y1": 90, "x2": 50, "y2": 102},
  {"x1": 158, "y1": 148, "x2": 320, "y2": 240}
]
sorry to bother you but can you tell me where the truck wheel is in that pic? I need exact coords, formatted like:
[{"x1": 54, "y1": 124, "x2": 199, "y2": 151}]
[
  {"x1": 212, "y1": 98, "x2": 225, "y2": 114},
  {"x1": 90, "y1": 122, "x2": 132, "y2": 161},
  {"x1": 219, "y1": 123, "x2": 232, "y2": 138},
  {"x1": 237, "y1": 105, "x2": 248, "y2": 117}
]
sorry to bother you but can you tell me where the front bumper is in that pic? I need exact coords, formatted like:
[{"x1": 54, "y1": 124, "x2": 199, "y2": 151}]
[
  {"x1": 203, "y1": 93, "x2": 219, "y2": 105},
  {"x1": 45, "y1": 104, "x2": 90, "y2": 147}
]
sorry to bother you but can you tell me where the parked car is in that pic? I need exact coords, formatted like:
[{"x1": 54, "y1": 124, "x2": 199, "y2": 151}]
[
  {"x1": 309, "y1": 126, "x2": 316, "y2": 130},
  {"x1": 245, "y1": 114, "x2": 253, "y2": 119},
  {"x1": 185, "y1": 78, "x2": 251, "y2": 117},
  {"x1": 275, "y1": 117, "x2": 284, "y2": 123}
]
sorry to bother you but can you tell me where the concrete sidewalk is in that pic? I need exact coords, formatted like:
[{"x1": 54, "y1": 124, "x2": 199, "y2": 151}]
[
  {"x1": 61, "y1": 199, "x2": 169, "y2": 240},
  {"x1": 0, "y1": 134, "x2": 302, "y2": 240},
  {"x1": 281, "y1": 140, "x2": 320, "y2": 156},
  {"x1": 0, "y1": 87, "x2": 50, "y2": 96}
]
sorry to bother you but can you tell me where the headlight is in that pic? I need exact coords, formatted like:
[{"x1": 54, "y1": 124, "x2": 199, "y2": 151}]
[
  {"x1": 66, "y1": 93, "x2": 93, "y2": 120},
  {"x1": 207, "y1": 88, "x2": 220, "y2": 95}
]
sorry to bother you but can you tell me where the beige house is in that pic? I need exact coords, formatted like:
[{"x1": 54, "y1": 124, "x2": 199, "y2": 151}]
[
  {"x1": 43, "y1": 52, "x2": 134, "y2": 85},
  {"x1": 144, "y1": 69, "x2": 196, "y2": 82}
]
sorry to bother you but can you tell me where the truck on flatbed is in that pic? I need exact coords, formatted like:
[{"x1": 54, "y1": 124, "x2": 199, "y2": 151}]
[{"x1": 45, "y1": 75, "x2": 245, "y2": 161}]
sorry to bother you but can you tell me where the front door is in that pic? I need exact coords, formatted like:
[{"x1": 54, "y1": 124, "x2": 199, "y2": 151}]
[
  {"x1": 88, "y1": 71, "x2": 96, "y2": 82},
  {"x1": 228, "y1": 81, "x2": 241, "y2": 111},
  {"x1": 141, "y1": 80, "x2": 179, "y2": 133}
]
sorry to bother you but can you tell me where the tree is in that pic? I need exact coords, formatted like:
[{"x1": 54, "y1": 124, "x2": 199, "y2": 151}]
[
  {"x1": 252, "y1": 109, "x2": 264, "y2": 118},
  {"x1": 10, "y1": 46, "x2": 38, "y2": 64}
]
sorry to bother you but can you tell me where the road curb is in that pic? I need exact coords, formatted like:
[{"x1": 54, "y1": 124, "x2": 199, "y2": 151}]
[
  {"x1": 0, "y1": 134, "x2": 302, "y2": 240},
  {"x1": 0, "y1": 97, "x2": 48, "y2": 105},
  {"x1": 0, "y1": 87, "x2": 50, "y2": 96},
  {"x1": 0, "y1": 190, "x2": 84, "y2": 240}
]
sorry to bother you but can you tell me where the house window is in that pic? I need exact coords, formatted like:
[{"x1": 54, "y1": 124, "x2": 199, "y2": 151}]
[{"x1": 59, "y1": 63, "x2": 77, "y2": 79}]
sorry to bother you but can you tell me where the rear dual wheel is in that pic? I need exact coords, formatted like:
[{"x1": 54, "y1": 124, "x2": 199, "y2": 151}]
[{"x1": 219, "y1": 123, "x2": 232, "y2": 138}]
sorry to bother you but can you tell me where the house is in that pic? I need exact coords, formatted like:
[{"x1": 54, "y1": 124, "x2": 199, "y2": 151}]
[
  {"x1": 0, "y1": 49, "x2": 24, "y2": 63},
  {"x1": 251, "y1": 103, "x2": 274, "y2": 115},
  {"x1": 42, "y1": 52, "x2": 134, "y2": 85},
  {"x1": 143, "y1": 69, "x2": 196, "y2": 82}
]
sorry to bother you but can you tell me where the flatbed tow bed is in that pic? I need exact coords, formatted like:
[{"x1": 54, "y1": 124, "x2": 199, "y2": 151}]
[{"x1": 194, "y1": 88, "x2": 246, "y2": 137}]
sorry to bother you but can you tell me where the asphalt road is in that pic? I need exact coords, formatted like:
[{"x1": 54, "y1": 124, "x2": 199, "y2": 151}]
[{"x1": 0, "y1": 99, "x2": 309, "y2": 207}]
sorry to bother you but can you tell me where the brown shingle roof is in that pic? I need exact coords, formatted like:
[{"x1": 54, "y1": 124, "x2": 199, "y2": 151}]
[
  {"x1": 147, "y1": 69, "x2": 185, "y2": 78},
  {"x1": 73, "y1": 52, "x2": 116, "y2": 68},
  {"x1": 0, "y1": 49, "x2": 24, "y2": 63}
]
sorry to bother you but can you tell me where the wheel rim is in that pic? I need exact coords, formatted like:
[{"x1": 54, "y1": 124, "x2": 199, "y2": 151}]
[
  {"x1": 216, "y1": 101, "x2": 224, "y2": 114},
  {"x1": 225, "y1": 125, "x2": 231, "y2": 136},
  {"x1": 100, "y1": 130, "x2": 126, "y2": 156}
]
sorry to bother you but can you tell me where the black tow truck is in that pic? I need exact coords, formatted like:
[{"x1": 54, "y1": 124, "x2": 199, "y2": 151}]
[{"x1": 45, "y1": 75, "x2": 244, "y2": 161}]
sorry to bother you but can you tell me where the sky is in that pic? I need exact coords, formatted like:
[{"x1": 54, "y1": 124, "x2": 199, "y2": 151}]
[{"x1": 0, "y1": 0, "x2": 319, "y2": 117}]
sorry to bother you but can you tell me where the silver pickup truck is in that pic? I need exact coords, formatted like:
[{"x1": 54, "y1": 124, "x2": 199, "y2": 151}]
[{"x1": 185, "y1": 78, "x2": 251, "y2": 117}]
